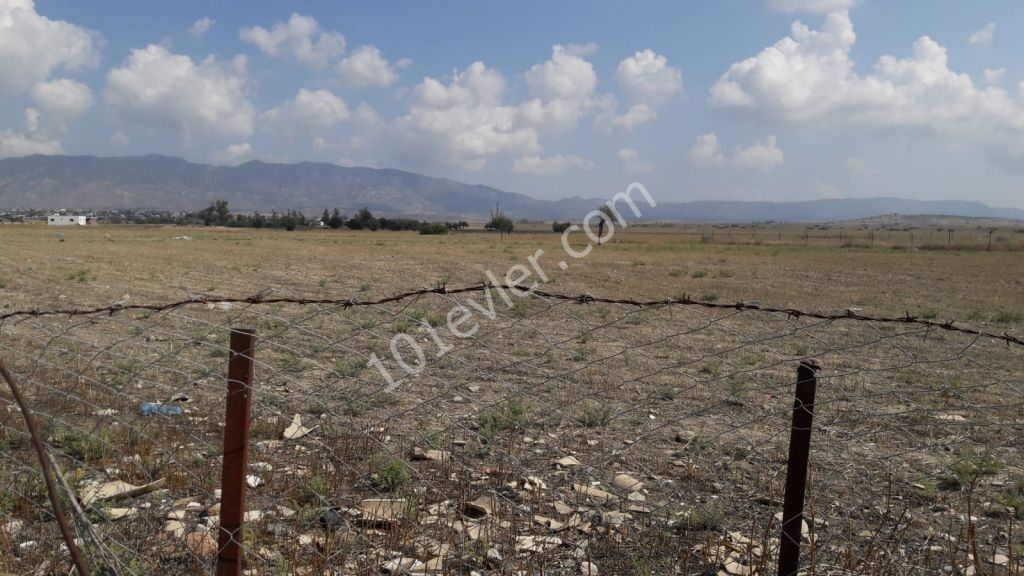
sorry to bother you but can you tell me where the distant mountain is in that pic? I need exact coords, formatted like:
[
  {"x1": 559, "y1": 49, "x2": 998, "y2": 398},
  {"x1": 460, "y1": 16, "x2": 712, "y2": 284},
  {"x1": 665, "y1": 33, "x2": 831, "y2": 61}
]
[{"x1": 1, "y1": 154, "x2": 1022, "y2": 222}]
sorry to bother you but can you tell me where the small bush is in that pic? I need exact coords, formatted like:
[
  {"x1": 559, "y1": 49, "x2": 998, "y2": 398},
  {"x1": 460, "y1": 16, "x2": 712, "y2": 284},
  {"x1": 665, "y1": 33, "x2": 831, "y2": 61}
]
[
  {"x1": 332, "y1": 358, "x2": 366, "y2": 378},
  {"x1": 940, "y1": 451, "x2": 1002, "y2": 490},
  {"x1": 998, "y1": 475, "x2": 1024, "y2": 519},
  {"x1": 419, "y1": 223, "x2": 449, "y2": 235},
  {"x1": 477, "y1": 399, "x2": 529, "y2": 443},
  {"x1": 552, "y1": 221, "x2": 572, "y2": 233},
  {"x1": 691, "y1": 270, "x2": 708, "y2": 279},
  {"x1": 373, "y1": 456, "x2": 411, "y2": 491},
  {"x1": 66, "y1": 269, "x2": 93, "y2": 283},
  {"x1": 578, "y1": 402, "x2": 612, "y2": 428},
  {"x1": 681, "y1": 501, "x2": 725, "y2": 532}
]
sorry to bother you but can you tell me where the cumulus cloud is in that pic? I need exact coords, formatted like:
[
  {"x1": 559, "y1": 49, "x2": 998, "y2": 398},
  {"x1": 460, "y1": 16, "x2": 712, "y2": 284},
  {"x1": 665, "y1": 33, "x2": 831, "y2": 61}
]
[
  {"x1": 596, "y1": 49, "x2": 681, "y2": 131},
  {"x1": 689, "y1": 132, "x2": 784, "y2": 170},
  {"x1": 767, "y1": 0, "x2": 856, "y2": 13},
  {"x1": 688, "y1": 132, "x2": 726, "y2": 166},
  {"x1": 217, "y1": 142, "x2": 255, "y2": 164},
  {"x1": 260, "y1": 88, "x2": 349, "y2": 135},
  {"x1": 512, "y1": 154, "x2": 593, "y2": 175},
  {"x1": 617, "y1": 148, "x2": 653, "y2": 173},
  {"x1": 709, "y1": 11, "x2": 1024, "y2": 137},
  {"x1": 732, "y1": 135, "x2": 784, "y2": 169},
  {"x1": 564, "y1": 42, "x2": 598, "y2": 57},
  {"x1": 393, "y1": 61, "x2": 540, "y2": 170},
  {"x1": 968, "y1": 22, "x2": 995, "y2": 46},
  {"x1": 984, "y1": 68, "x2": 1005, "y2": 86},
  {"x1": 0, "y1": 108, "x2": 63, "y2": 158},
  {"x1": 188, "y1": 17, "x2": 215, "y2": 41},
  {"x1": 31, "y1": 79, "x2": 94, "y2": 122},
  {"x1": 526, "y1": 44, "x2": 598, "y2": 102},
  {"x1": 105, "y1": 45, "x2": 255, "y2": 142},
  {"x1": 615, "y1": 49, "x2": 682, "y2": 106},
  {"x1": 336, "y1": 46, "x2": 403, "y2": 88},
  {"x1": 239, "y1": 13, "x2": 344, "y2": 68},
  {"x1": 0, "y1": 0, "x2": 100, "y2": 96}
]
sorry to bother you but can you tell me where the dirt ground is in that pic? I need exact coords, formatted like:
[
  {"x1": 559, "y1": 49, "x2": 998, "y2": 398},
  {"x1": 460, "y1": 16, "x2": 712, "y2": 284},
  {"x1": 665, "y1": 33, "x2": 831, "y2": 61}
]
[{"x1": 0, "y1": 223, "x2": 1021, "y2": 575}]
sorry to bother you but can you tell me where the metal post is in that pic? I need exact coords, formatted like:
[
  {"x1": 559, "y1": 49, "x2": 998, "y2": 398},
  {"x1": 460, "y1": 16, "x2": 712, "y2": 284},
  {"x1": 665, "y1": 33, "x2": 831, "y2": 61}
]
[
  {"x1": 217, "y1": 329, "x2": 257, "y2": 576},
  {"x1": 778, "y1": 360, "x2": 820, "y2": 576}
]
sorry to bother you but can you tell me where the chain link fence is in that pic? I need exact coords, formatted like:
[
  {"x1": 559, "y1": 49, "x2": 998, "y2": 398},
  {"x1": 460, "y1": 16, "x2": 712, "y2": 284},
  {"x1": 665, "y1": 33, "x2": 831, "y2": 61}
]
[{"x1": 1, "y1": 284, "x2": 1021, "y2": 575}]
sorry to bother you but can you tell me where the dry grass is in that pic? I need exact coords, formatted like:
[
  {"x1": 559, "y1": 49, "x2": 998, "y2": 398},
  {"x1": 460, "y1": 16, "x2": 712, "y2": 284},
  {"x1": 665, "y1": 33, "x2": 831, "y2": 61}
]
[{"x1": 0, "y1": 223, "x2": 1021, "y2": 575}]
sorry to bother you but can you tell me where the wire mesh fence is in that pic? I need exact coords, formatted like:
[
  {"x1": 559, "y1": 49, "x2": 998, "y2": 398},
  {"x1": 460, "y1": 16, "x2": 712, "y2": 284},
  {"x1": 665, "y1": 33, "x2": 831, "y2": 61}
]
[{"x1": 1, "y1": 284, "x2": 1021, "y2": 575}]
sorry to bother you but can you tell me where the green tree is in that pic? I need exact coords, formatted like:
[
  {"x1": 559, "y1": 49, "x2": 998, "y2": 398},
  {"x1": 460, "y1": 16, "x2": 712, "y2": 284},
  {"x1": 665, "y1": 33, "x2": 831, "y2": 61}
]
[{"x1": 486, "y1": 203, "x2": 514, "y2": 239}]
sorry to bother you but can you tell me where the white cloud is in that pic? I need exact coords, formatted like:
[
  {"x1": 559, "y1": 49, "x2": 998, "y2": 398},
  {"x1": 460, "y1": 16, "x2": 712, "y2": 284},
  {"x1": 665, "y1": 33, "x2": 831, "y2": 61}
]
[
  {"x1": 0, "y1": 129, "x2": 61, "y2": 157},
  {"x1": 239, "y1": 13, "x2": 344, "y2": 68},
  {"x1": 709, "y1": 11, "x2": 1024, "y2": 136},
  {"x1": 31, "y1": 79, "x2": 94, "y2": 122},
  {"x1": 688, "y1": 132, "x2": 725, "y2": 166},
  {"x1": 595, "y1": 49, "x2": 681, "y2": 132},
  {"x1": 968, "y1": 22, "x2": 995, "y2": 46},
  {"x1": 689, "y1": 132, "x2": 783, "y2": 170},
  {"x1": 0, "y1": 0, "x2": 100, "y2": 96},
  {"x1": 0, "y1": 107, "x2": 62, "y2": 158},
  {"x1": 260, "y1": 88, "x2": 349, "y2": 133},
  {"x1": 393, "y1": 61, "x2": 540, "y2": 170},
  {"x1": 188, "y1": 17, "x2": 215, "y2": 41},
  {"x1": 844, "y1": 155, "x2": 879, "y2": 175},
  {"x1": 615, "y1": 49, "x2": 682, "y2": 107},
  {"x1": 617, "y1": 148, "x2": 653, "y2": 173},
  {"x1": 768, "y1": 0, "x2": 855, "y2": 13},
  {"x1": 105, "y1": 45, "x2": 255, "y2": 142},
  {"x1": 512, "y1": 154, "x2": 593, "y2": 175},
  {"x1": 732, "y1": 135, "x2": 784, "y2": 170},
  {"x1": 526, "y1": 44, "x2": 598, "y2": 102},
  {"x1": 217, "y1": 142, "x2": 255, "y2": 164},
  {"x1": 565, "y1": 42, "x2": 598, "y2": 57},
  {"x1": 336, "y1": 46, "x2": 401, "y2": 88},
  {"x1": 984, "y1": 68, "x2": 1006, "y2": 86}
]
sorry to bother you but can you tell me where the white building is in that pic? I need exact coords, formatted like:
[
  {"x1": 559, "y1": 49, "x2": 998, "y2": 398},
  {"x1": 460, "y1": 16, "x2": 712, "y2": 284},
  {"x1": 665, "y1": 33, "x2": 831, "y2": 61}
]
[{"x1": 47, "y1": 214, "x2": 97, "y2": 226}]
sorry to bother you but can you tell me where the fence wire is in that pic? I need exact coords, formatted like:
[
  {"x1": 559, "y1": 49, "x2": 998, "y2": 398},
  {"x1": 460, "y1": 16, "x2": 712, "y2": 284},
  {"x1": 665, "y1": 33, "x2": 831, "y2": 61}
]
[{"x1": 0, "y1": 285, "x2": 1021, "y2": 575}]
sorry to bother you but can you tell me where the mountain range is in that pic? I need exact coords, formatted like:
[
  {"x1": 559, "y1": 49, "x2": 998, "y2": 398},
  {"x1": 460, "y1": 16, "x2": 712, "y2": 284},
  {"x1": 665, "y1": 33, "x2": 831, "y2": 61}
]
[{"x1": 1, "y1": 154, "x2": 1021, "y2": 222}]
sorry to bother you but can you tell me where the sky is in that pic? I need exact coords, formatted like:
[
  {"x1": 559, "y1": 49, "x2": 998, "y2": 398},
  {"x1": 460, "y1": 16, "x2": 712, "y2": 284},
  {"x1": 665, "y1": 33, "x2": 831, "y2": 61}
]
[{"x1": 2, "y1": 0, "x2": 1023, "y2": 208}]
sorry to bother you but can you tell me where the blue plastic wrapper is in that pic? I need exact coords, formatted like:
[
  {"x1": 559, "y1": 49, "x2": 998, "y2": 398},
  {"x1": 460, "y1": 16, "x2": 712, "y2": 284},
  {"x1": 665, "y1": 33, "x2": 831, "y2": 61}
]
[{"x1": 140, "y1": 402, "x2": 183, "y2": 415}]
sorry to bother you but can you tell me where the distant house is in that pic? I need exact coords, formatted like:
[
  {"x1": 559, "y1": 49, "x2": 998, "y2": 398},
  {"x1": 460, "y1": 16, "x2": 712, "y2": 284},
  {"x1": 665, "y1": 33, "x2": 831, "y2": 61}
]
[{"x1": 47, "y1": 214, "x2": 97, "y2": 226}]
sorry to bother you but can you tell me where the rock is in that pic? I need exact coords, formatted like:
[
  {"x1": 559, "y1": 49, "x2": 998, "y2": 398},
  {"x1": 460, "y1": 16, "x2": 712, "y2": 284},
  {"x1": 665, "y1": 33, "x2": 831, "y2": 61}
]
[
  {"x1": 266, "y1": 522, "x2": 292, "y2": 536},
  {"x1": 204, "y1": 503, "x2": 221, "y2": 517},
  {"x1": 573, "y1": 483, "x2": 618, "y2": 503},
  {"x1": 2, "y1": 519, "x2": 23, "y2": 535},
  {"x1": 989, "y1": 554, "x2": 1009, "y2": 566},
  {"x1": 166, "y1": 509, "x2": 187, "y2": 520},
  {"x1": 184, "y1": 531, "x2": 218, "y2": 557},
  {"x1": 486, "y1": 547, "x2": 503, "y2": 563},
  {"x1": 627, "y1": 492, "x2": 646, "y2": 502},
  {"x1": 534, "y1": 515, "x2": 565, "y2": 531},
  {"x1": 463, "y1": 495, "x2": 497, "y2": 518},
  {"x1": 554, "y1": 456, "x2": 582, "y2": 467},
  {"x1": 553, "y1": 501, "x2": 574, "y2": 515},
  {"x1": 580, "y1": 561, "x2": 599, "y2": 575},
  {"x1": 412, "y1": 447, "x2": 451, "y2": 463},
  {"x1": 611, "y1": 474, "x2": 643, "y2": 492},
  {"x1": 246, "y1": 475, "x2": 263, "y2": 488},
  {"x1": 382, "y1": 557, "x2": 425, "y2": 574},
  {"x1": 358, "y1": 499, "x2": 409, "y2": 525},
  {"x1": 79, "y1": 478, "x2": 166, "y2": 507},
  {"x1": 243, "y1": 510, "x2": 263, "y2": 522},
  {"x1": 516, "y1": 535, "x2": 562, "y2": 552},
  {"x1": 163, "y1": 520, "x2": 186, "y2": 538},
  {"x1": 601, "y1": 511, "x2": 631, "y2": 528},
  {"x1": 283, "y1": 414, "x2": 314, "y2": 439}
]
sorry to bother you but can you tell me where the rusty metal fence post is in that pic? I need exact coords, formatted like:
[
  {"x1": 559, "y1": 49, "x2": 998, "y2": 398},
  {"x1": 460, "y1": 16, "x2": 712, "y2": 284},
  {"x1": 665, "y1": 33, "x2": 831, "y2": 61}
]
[
  {"x1": 778, "y1": 359, "x2": 820, "y2": 576},
  {"x1": 217, "y1": 329, "x2": 257, "y2": 576}
]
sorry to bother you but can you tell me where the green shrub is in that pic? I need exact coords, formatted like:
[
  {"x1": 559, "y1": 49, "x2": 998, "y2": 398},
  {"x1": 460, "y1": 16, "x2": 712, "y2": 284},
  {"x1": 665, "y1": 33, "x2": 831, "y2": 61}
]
[
  {"x1": 477, "y1": 399, "x2": 528, "y2": 443},
  {"x1": 578, "y1": 402, "x2": 612, "y2": 428},
  {"x1": 419, "y1": 223, "x2": 449, "y2": 235},
  {"x1": 552, "y1": 221, "x2": 571, "y2": 233},
  {"x1": 332, "y1": 358, "x2": 366, "y2": 378},
  {"x1": 373, "y1": 456, "x2": 411, "y2": 491}
]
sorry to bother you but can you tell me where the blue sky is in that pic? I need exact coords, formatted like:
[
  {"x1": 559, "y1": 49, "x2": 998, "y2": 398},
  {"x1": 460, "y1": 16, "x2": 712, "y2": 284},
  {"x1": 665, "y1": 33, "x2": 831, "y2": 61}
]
[{"x1": 2, "y1": 0, "x2": 1023, "y2": 207}]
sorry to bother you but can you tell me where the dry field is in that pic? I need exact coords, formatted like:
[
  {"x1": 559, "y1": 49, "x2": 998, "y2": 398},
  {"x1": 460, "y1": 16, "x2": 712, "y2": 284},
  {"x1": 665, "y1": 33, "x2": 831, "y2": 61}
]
[{"x1": 0, "y1": 223, "x2": 1022, "y2": 575}]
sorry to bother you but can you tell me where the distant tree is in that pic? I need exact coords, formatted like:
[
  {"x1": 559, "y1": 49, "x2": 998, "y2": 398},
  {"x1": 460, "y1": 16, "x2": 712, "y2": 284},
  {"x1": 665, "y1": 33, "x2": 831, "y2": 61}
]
[
  {"x1": 552, "y1": 221, "x2": 571, "y2": 233},
  {"x1": 321, "y1": 208, "x2": 330, "y2": 227},
  {"x1": 214, "y1": 200, "x2": 230, "y2": 225},
  {"x1": 486, "y1": 203, "x2": 514, "y2": 239},
  {"x1": 346, "y1": 207, "x2": 380, "y2": 231},
  {"x1": 328, "y1": 208, "x2": 345, "y2": 229},
  {"x1": 281, "y1": 213, "x2": 299, "y2": 231}
]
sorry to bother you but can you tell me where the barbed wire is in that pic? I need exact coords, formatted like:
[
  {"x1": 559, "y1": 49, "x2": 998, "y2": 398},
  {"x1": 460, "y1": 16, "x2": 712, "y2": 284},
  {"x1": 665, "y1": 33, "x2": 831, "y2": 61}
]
[
  {"x1": 2, "y1": 282, "x2": 1021, "y2": 346},
  {"x1": 0, "y1": 284, "x2": 1021, "y2": 575}
]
